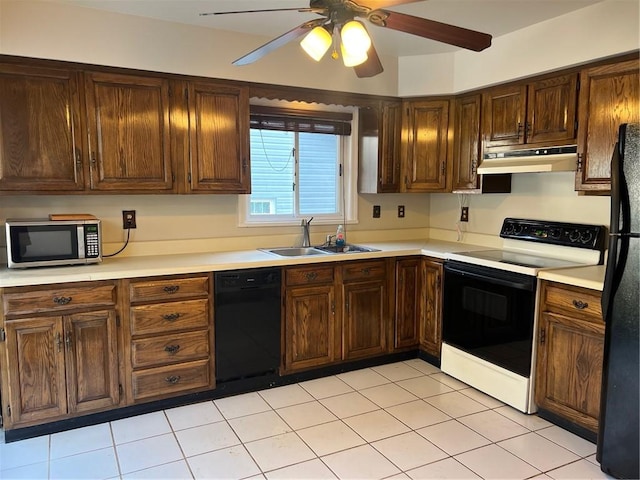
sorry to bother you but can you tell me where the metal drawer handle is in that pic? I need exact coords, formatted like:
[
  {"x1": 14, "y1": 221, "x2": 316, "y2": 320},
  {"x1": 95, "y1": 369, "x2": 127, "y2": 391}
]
[
  {"x1": 164, "y1": 344, "x2": 181, "y2": 355},
  {"x1": 163, "y1": 285, "x2": 180, "y2": 294},
  {"x1": 165, "y1": 375, "x2": 181, "y2": 385},
  {"x1": 573, "y1": 299, "x2": 589, "y2": 310},
  {"x1": 162, "y1": 313, "x2": 181, "y2": 321},
  {"x1": 53, "y1": 296, "x2": 72, "y2": 305},
  {"x1": 361, "y1": 268, "x2": 371, "y2": 275},
  {"x1": 305, "y1": 272, "x2": 318, "y2": 281}
]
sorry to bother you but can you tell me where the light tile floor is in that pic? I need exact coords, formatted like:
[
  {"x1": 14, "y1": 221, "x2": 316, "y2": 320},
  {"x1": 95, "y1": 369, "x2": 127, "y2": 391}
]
[{"x1": 0, "y1": 359, "x2": 614, "y2": 480}]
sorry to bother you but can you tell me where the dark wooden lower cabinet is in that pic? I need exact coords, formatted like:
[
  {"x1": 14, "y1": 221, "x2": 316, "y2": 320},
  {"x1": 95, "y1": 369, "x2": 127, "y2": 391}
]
[
  {"x1": 394, "y1": 257, "x2": 422, "y2": 349},
  {"x1": 420, "y1": 258, "x2": 443, "y2": 359},
  {"x1": 285, "y1": 283, "x2": 339, "y2": 372},
  {"x1": 2, "y1": 309, "x2": 119, "y2": 429},
  {"x1": 535, "y1": 281, "x2": 605, "y2": 433},
  {"x1": 342, "y1": 261, "x2": 388, "y2": 360},
  {"x1": 283, "y1": 260, "x2": 390, "y2": 373}
]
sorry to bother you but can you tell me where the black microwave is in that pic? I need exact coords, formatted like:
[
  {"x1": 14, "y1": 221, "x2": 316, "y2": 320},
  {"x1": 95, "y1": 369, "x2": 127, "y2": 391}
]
[{"x1": 5, "y1": 219, "x2": 102, "y2": 268}]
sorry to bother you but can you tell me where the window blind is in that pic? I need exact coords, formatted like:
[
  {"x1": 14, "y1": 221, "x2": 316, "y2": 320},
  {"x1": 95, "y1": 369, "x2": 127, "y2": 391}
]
[{"x1": 250, "y1": 105, "x2": 352, "y2": 136}]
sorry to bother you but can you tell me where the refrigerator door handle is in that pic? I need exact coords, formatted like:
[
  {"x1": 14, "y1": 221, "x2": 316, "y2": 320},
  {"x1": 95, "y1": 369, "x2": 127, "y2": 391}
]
[{"x1": 602, "y1": 140, "x2": 622, "y2": 319}]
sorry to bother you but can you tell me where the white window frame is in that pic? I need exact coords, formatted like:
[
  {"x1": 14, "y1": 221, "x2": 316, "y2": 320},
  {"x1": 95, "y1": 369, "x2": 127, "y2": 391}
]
[{"x1": 238, "y1": 105, "x2": 359, "y2": 228}]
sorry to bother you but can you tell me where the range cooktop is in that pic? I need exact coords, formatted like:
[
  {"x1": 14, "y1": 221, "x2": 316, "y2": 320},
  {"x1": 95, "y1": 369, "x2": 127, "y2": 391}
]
[{"x1": 447, "y1": 218, "x2": 607, "y2": 275}]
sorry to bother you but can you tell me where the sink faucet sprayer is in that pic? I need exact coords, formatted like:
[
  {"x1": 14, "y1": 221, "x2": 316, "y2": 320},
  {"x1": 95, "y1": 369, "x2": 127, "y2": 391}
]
[{"x1": 301, "y1": 217, "x2": 313, "y2": 247}]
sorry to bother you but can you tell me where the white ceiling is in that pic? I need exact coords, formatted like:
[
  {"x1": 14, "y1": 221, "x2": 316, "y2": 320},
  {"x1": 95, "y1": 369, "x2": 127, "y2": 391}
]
[{"x1": 56, "y1": 0, "x2": 603, "y2": 57}]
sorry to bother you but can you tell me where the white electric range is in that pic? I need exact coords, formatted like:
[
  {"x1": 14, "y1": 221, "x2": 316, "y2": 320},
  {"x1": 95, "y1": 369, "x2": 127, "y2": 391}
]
[{"x1": 441, "y1": 218, "x2": 606, "y2": 413}]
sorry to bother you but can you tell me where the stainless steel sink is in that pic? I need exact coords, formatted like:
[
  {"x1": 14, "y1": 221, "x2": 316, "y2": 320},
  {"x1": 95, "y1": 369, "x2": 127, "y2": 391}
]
[
  {"x1": 314, "y1": 244, "x2": 380, "y2": 254},
  {"x1": 260, "y1": 246, "x2": 332, "y2": 257},
  {"x1": 260, "y1": 244, "x2": 379, "y2": 257}
]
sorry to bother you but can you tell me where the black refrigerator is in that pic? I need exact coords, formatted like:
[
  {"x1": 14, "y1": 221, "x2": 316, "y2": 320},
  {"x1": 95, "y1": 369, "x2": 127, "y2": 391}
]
[{"x1": 598, "y1": 123, "x2": 640, "y2": 479}]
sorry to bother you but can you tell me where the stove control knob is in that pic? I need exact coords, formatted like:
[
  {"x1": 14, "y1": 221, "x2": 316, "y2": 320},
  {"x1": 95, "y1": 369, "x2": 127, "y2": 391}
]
[
  {"x1": 549, "y1": 228, "x2": 562, "y2": 240},
  {"x1": 503, "y1": 223, "x2": 515, "y2": 235},
  {"x1": 513, "y1": 224, "x2": 524, "y2": 235},
  {"x1": 569, "y1": 230, "x2": 581, "y2": 243},
  {"x1": 580, "y1": 231, "x2": 594, "y2": 244}
]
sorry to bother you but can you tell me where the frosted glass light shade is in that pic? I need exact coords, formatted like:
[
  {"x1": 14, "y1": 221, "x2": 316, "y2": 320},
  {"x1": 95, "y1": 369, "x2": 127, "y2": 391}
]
[
  {"x1": 300, "y1": 26, "x2": 332, "y2": 61},
  {"x1": 340, "y1": 42, "x2": 368, "y2": 67},
  {"x1": 340, "y1": 21, "x2": 371, "y2": 56}
]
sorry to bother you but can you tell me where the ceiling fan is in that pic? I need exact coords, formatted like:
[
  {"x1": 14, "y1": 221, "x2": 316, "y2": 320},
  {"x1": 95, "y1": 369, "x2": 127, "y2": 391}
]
[{"x1": 200, "y1": 0, "x2": 492, "y2": 78}]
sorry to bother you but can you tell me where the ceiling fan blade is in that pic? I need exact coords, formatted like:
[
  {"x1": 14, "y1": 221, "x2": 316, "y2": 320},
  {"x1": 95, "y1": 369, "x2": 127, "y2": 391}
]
[
  {"x1": 233, "y1": 19, "x2": 327, "y2": 66},
  {"x1": 370, "y1": 9, "x2": 492, "y2": 52},
  {"x1": 358, "y1": 0, "x2": 422, "y2": 9},
  {"x1": 200, "y1": 8, "x2": 320, "y2": 16},
  {"x1": 354, "y1": 36, "x2": 384, "y2": 77}
]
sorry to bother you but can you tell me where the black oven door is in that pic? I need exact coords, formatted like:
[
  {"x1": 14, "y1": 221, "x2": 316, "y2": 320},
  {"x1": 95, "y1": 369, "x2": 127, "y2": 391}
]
[{"x1": 443, "y1": 261, "x2": 537, "y2": 377}]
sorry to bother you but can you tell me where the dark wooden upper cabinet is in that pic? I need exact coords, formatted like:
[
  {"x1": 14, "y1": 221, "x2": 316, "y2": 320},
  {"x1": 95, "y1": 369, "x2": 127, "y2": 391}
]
[
  {"x1": 186, "y1": 81, "x2": 250, "y2": 193},
  {"x1": 526, "y1": 74, "x2": 578, "y2": 145},
  {"x1": 452, "y1": 94, "x2": 482, "y2": 191},
  {"x1": 84, "y1": 72, "x2": 175, "y2": 192},
  {"x1": 358, "y1": 101, "x2": 402, "y2": 193},
  {"x1": 0, "y1": 64, "x2": 86, "y2": 191},
  {"x1": 402, "y1": 99, "x2": 450, "y2": 192},
  {"x1": 483, "y1": 74, "x2": 578, "y2": 150},
  {"x1": 576, "y1": 59, "x2": 640, "y2": 192},
  {"x1": 482, "y1": 84, "x2": 527, "y2": 148}
]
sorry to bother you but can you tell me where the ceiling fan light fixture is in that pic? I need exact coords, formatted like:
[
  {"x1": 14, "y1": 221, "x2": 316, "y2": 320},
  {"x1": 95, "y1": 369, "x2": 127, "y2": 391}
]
[
  {"x1": 340, "y1": 20, "x2": 371, "y2": 56},
  {"x1": 340, "y1": 42, "x2": 368, "y2": 67},
  {"x1": 300, "y1": 26, "x2": 332, "y2": 61}
]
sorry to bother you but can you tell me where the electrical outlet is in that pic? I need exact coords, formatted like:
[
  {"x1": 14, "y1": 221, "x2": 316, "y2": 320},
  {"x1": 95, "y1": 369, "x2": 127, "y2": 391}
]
[
  {"x1": 397, "y1": 205, "x2": 405, "y2": 218},
  {"x1": 373, "y1": 205, "x2": 381, "y2": 218},
  {"x1": 122, "y1": 210, "x2": 137, "y2": 229},
  {"x1": 460, "y1": 206, "x2": 469, "y2": 222}
]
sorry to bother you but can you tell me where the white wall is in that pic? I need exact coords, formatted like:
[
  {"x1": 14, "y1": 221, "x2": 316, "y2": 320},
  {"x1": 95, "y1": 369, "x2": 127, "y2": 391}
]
[
  {"x1": 0, "y1": 193, "x2": 431, "y2": 255},
  {"x1": 429, "y1": 173, "x2": 610, "y2": 241}
]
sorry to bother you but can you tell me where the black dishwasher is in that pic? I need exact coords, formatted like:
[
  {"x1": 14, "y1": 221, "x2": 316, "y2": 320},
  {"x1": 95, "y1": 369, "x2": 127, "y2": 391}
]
[{"x1": 214, "y1": 268, "x2": 281, "y2": 383}]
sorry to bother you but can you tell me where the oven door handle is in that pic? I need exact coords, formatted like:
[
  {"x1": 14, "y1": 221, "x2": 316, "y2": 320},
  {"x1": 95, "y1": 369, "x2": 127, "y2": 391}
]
[{"x1": 445, "y1": 265, "x2": 535, "y2": 291}]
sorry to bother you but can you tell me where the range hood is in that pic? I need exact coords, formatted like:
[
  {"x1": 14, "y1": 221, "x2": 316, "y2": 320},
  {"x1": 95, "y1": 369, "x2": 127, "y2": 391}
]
[{"x1": 477, "y1": 145, "x2": 578, "y2": 174}]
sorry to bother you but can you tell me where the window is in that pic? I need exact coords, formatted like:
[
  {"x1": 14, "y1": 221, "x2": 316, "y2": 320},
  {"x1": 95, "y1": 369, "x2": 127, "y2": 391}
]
[{"x1": 239, "y1": 104, "x2": 358, "y2": 226}]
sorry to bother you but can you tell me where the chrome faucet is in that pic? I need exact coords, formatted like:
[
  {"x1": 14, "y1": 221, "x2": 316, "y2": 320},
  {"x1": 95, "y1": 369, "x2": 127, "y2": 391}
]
[{"x1": 301, "y1": 217, "x2": 313, "y2": 247}]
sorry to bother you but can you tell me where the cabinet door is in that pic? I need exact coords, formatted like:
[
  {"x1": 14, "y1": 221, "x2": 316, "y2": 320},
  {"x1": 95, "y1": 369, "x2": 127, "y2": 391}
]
[
  {"x1": 452, "y1": 94, "x2": 482, "y2": 191},
  {"x1": 284, "y1": 285, "x2": 338, "y2": 372},
  {"x1": 187, "y1": 82, "x2": 250, "y2": 193},
  {"x1": 343, "y1": 279, "x2": 387, "y2": 360},
  {"x1": 535, "y1": 311, "x2": 604, "y2": 433},
  {"x1": 394, "y1": 258, "x2": 421, "y2": 349},
  {"x1": 526, "y1": 74, "x2": 578, "y2": 145},
  {"x1": 402, "y1": 100, "x2": 449, "y2": 192},
  {"x1": 65, "y1": 310, "x2": 119, "y2": 414},
  {"x1": 380, "y1": 101, "x2": 403, "y2": 192},
  {"x1": 576, "y1": 59, "x2": 640, "y2": 192},
  {"x1": 84, "y1": 72, "x2": 174, "y2": 192},
  {"x1": 3, "y1": 316, "x2": 67, "y2": 427},
  {"x1": 420, "y1": 259, "x2": 443, "y2": 358},
  {"x1": 358, "y1": 101, "x2": 401, "y2": 193},
  {"x1": 482, "y1": 84, "x2": 527, "y2": 148},
  {"x1": 0, "y1": 64, "x2": 85, "y2": 192}
]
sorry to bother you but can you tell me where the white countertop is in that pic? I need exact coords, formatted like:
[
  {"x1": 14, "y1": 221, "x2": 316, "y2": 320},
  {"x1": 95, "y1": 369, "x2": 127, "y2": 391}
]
[
  {"x1": 1, "y1": 239, "x2": 607, "y2": 290},
  {"x1": 538, "y1": 265, "x2": 606, "y2": 291},
  {"x1": 0, "y1": 240, "x2": 484, "y2": 288}
]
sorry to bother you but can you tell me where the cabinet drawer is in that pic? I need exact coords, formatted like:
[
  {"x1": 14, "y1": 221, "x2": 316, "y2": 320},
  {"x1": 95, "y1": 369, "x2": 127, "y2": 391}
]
[
  {"x1": 132, "y1": 330, "x2": 210, "y2": 368},
  {"x1": 3, "y1": 283, "x2": 116, "y2": 316},
  {"x1": 129, "y1": 276, "x2": 209, "y2": 303},
  {"x1": 131, "y1": 359, "x2": 212, "y2": 400},
  {"x1": 542, "y1": 283, "x2": 603, "y2": 322},
  {"x1": 130, "y1": 299, "x2": 209, "y2": 335},
  {"x1": 342, "y1": 261, "x2": 386, "y2": 281},
  {"x1": 285, "y1": 265, "x2": 334, "y2": 286}
]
